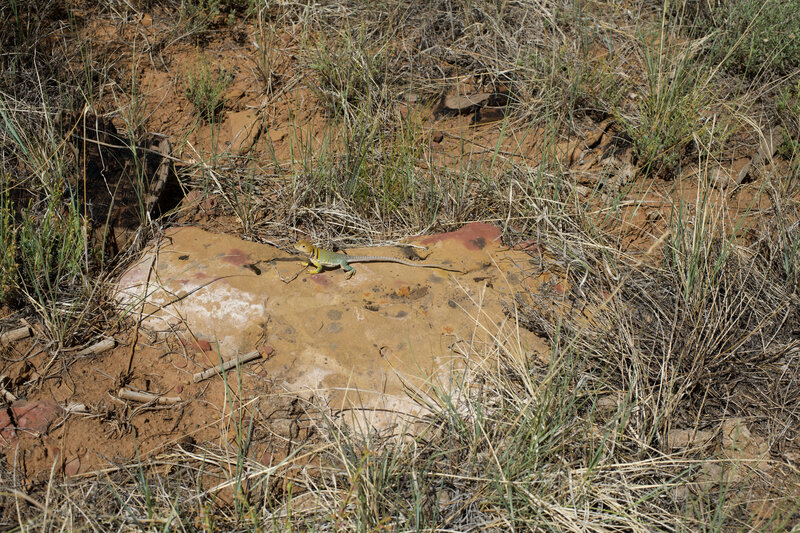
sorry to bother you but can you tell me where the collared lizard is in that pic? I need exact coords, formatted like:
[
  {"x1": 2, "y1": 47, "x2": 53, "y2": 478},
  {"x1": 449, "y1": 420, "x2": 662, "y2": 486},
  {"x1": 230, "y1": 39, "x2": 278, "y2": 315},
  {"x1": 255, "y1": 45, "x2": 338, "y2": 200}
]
[{"x1": 294, "y1": 240, "x2": 459, "y2": 278}]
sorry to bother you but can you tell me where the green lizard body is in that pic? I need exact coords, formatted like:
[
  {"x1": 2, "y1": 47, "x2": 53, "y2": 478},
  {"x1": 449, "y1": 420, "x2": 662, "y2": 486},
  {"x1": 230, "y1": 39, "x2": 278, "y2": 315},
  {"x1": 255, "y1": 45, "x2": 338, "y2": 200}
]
[{"x1": 294, "y1": 240, "x2": 458, "y2": 278}]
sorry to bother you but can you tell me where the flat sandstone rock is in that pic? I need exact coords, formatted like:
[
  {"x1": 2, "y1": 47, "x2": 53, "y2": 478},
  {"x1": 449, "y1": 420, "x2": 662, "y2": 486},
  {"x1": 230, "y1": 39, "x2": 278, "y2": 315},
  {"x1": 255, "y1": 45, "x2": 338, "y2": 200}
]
[{"x1": 115, "y1": 223, "x2": 549, "y2": 429}]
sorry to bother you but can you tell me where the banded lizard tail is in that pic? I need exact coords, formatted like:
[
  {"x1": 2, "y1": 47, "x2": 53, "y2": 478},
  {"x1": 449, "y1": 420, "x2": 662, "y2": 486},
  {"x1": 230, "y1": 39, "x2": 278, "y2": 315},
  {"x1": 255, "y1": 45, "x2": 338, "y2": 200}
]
[{"x1": 294, "y1": 240, "x2": 459, "y2": 278}]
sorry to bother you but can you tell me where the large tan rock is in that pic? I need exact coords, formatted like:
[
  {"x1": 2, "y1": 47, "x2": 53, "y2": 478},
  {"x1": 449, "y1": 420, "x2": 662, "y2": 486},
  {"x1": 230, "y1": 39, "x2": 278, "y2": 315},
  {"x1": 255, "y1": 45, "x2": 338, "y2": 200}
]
[{"x1": 116, "y1": 223, "x2": 549, "y2": 429}]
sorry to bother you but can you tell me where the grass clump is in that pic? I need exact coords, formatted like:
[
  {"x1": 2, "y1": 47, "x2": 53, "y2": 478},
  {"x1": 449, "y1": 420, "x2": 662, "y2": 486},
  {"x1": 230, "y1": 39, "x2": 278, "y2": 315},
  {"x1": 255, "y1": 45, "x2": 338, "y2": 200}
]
[
  {"x1": 184, "y1": 52, "x2": 232, "y2": 122},
  {"x1": 180, "y1": 0, "x2": 249, "y2": 34},
  {"x1": 697, "y1": 0, "x2": 800, "y2": 78},
  {"x1": 776, "y1": 80, "x2": 800, "y2": 176},
  {"x1": 299, "y1": 106, "x2": 428, "y2": 222},
  {"x1": 620, "y1": 29, "x2": 709, "y2": 177},
  {"x1": 17, "y1": 192, "x2": 86, "y2": 320},
  {"x1": 576, "y1": 191, "x2": 800, "y2": 443},
  {"x1": 307, "y1": 28, "x2": 389, "y2": 121},
  {"x1": 0, "y1": 82, "x2": 107, "y2": 346}
]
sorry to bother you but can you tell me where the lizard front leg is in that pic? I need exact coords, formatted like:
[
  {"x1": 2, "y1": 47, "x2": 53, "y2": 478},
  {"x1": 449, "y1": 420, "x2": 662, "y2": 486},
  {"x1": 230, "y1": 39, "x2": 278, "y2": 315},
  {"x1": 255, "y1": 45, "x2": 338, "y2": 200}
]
[{"x1": 308, "y1": 259, "x2": 324, "y2": 274}]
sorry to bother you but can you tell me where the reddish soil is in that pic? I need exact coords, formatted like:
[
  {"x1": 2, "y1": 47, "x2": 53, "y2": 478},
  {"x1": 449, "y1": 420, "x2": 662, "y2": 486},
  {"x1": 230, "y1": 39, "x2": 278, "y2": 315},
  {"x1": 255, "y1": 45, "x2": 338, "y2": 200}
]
[{"x1": 1, "y1": 4, "x2": 794, "y2": 482}]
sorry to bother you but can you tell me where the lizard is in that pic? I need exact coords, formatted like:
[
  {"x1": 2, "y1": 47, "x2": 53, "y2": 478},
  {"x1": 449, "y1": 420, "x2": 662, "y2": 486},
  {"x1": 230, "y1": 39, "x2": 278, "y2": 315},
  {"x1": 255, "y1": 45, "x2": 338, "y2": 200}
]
[{"x1": 293, "y1": 240, "x2": 460, "y2": 278}]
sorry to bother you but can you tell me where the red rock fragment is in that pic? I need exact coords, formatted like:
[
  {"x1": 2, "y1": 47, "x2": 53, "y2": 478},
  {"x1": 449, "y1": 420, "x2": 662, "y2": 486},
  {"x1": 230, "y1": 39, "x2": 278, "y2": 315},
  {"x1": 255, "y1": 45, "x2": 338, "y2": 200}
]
[
  {"x1": 178, "y1": 335, "x2": 212, "y2": 353},
  {"x1": 0, "y1": 408, "x2": 15, "y2": 445},
  {"x1": 516, "y1": 240, "x2": 544, "y2": 253},
  {"x1": 64, "y1": 456, "x2": 81, "y2": 476},
  {"x1": 181, "y1": 190, "x2": 204, "y2": 210},
  {"x1": 258, "y1": 344, "x2": 275, "y2": 358},
  {"x1": 0, "y1": 400, "x2": 64, "y2": 447},
  {"x1": 12, "y1": 401, "x2": 63, "y2": 435}
]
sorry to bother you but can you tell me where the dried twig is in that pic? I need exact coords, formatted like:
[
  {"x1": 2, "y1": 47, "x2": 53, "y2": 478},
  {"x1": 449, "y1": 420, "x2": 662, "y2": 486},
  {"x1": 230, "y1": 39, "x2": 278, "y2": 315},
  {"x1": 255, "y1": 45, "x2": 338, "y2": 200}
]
[
  {"x1": 193, "y1": 350, "x2": 264, "y2": 383},
  {"x1": 118, "y1": 388, "x2": 182, "y2": 405},
  {"x1": 0, "y1": 375, "x2": 17, "y2": 402},
  {"x1": 76, "y1": 338, "x2": 116, "y2": 357},
  {"x1": 0, "y1": 326, "x2": 32, "y2": 345}
]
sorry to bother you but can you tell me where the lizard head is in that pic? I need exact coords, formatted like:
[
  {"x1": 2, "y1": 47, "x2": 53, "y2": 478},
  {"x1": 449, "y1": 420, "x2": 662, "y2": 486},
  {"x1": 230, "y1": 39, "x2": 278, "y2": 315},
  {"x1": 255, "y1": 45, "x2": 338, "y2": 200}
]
[{"x1": 294, "y1": 240, "x2": 314, "y2": 254}]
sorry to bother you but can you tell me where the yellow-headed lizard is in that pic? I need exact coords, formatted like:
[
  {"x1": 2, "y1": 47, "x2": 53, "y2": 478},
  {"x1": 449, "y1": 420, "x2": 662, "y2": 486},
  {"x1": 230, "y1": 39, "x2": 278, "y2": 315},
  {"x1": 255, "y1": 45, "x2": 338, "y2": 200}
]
[{"x1": 294, "y1": 240, "x2": 460, "y2": 278}]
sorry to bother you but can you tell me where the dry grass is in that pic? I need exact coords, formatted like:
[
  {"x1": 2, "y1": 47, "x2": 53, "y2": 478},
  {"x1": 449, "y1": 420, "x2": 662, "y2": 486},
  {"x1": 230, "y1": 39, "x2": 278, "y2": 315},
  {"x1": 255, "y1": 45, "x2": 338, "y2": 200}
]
[{"x1": 2, "y1": 0, "x2": 800, "y2": 530}]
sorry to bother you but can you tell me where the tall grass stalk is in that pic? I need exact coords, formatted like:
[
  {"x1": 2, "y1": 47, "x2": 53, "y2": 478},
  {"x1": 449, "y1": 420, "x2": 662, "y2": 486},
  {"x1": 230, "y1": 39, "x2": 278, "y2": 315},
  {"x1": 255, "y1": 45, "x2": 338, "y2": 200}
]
[
  {"x1": 0, "y1": 173, "x2": 17, "y2": 301},
  {"x1": 0, "y1": 94, "x2": 96, "y2": 344}
]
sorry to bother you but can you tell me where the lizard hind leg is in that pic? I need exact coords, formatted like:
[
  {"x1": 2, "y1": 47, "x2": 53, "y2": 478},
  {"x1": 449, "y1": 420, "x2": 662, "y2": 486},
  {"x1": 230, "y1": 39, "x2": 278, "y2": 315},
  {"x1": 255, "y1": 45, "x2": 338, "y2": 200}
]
[{"x1": 342, "y1": 263, "x2": 356, "y2": 279}]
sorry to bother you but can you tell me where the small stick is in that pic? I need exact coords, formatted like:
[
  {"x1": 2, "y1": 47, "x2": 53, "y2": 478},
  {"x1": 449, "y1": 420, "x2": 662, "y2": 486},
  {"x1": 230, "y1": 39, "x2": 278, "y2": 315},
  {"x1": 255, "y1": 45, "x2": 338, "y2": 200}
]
[
  {"x1": 118, "y1": 388, "x2": 182, "y2": 405},
  {"x1": 0, "y1": 375, "x2": 16, "y2": 401},
  {"x1": 193, "y1": 351, "x2": 263, "y2": 383},
  {"x1": 65, "y1": 403, "x2": 88, "y2": 414},
  {"x1": 76, "y1": 338, "x2": 116, "y2": 357},
  {"x1": 0, "y1": 326, "x2": 32, "y2": 345},
  {"x1": 0, "y1": 381, "x2": 17, "y2": 402}
]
